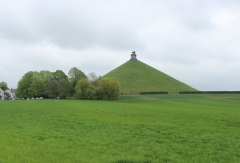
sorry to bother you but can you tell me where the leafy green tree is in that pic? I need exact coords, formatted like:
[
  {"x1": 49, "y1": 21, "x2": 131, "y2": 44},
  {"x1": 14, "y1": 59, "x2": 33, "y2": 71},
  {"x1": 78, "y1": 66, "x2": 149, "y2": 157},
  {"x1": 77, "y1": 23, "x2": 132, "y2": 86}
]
[
  {"x1": 44, "y1": 70, "x2": 72, "y2": 98},
  {"x1": 75, "y1": 78, "x2": 96, "y2": 100},
  {"x1": 28, "y1": 70, "x2": 51, "y2": 97},
  {"x1": 97, "y1": 78, "x2": 120, "y2": 100},
  {"x1": 0, "y1": 82, "x2": 8, "y2": 91},
  {"x1": 16, "y1": 71, "x2": 34, "y2": 98},
  {"x1": 34, "y1": 70, "x2": 52, "y2": 81},
  {"x1": 68, "y1": 67, "x2": 87, "y2": 88},
  {"x1": 58, "y1": 79, "x2": 72, "y2": 99},
  {"x1": 44, "y1": 79, "x2": 58, "y2": 98},
  {"x1": 52, "y1": 70, "x2": 68, "y2": 81},
  {"x1": 28, "y1": 80, "x2": 45, "y2": 97}
]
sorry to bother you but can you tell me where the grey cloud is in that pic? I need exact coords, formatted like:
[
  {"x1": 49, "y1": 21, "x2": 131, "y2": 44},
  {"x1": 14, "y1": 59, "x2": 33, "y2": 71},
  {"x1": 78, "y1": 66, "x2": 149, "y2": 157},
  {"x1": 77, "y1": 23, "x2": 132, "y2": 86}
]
[
  {"x1": 1, "y1": 0, "x2": 240, "y2": 90},
  {"x1": 27, "y1": 0, "x2": 145, "y2": 51},
  {"x1": 0, "y1": 13, "x2": 35, "y2": 42},
  {"x1": 182, "y1": 14, "x2": 215, "y2": 32},
  {"x1": 1, "y1": 0, "x2": 145, "y2": 50}
]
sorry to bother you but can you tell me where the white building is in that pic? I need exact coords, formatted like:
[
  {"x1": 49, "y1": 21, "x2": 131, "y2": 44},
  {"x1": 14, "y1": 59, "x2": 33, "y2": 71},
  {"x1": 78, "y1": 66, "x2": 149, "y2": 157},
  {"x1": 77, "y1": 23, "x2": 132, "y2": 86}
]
[
  {"x1": 10, "y1": 88, "x2": 17, "y2": 99},
  {"x1": 0, "y1": 88, "x2": 4, "y2": 100}
]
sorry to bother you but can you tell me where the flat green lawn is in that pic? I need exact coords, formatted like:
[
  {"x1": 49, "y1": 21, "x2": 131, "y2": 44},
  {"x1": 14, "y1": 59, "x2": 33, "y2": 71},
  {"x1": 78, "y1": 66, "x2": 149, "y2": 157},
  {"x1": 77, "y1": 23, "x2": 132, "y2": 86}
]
[{"x1": 0, "y1": 95, "x2": 240, "y2": 163}]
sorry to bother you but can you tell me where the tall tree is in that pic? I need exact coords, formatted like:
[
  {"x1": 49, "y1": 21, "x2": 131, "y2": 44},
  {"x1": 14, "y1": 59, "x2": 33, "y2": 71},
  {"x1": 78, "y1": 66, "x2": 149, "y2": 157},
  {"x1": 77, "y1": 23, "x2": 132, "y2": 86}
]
[
  {"x1": 68, "y1": 67, "x2": 86, "y2": 88},
  {"x1": 16, "y1": 71, "x2": 34, "y2": 98},
  {"x1": 44, "y1": 79, "x2": 58, "y2": 98},
  {"x1": 44, "y1": 70, "x2": 72, "y2": 98},
  {"x1": 0, "y1": 82, "x2": 8, "y2": 91},
  {"x1": 28, "y1": 80, "x2": 45, "y2": 97},
  {"x1": 52, "y1": 70, "x2": 68, "y2": 81},
  {"x1": 58, "y1": 79, "x2": 72, "y2": 99},
  {"x1": 34, "y1": 70, "x2": 52, "y2": 81},
  {"x1": 28, "y1": 70, "x2": 51, "y2": 97}
]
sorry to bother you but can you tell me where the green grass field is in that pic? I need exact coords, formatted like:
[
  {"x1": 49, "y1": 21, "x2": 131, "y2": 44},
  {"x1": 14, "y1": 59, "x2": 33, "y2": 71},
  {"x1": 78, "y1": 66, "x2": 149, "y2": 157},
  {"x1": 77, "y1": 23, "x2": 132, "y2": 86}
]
[{"x1": 0, "y1": 94, "x2": 240, "y2": 163}]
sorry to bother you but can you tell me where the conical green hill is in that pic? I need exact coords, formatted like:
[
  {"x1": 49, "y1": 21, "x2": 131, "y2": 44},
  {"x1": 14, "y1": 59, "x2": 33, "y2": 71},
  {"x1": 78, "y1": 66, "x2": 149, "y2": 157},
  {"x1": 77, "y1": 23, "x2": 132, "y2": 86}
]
[{"x1": 103, "y1": 60, "x2": 197, "y2": 93}]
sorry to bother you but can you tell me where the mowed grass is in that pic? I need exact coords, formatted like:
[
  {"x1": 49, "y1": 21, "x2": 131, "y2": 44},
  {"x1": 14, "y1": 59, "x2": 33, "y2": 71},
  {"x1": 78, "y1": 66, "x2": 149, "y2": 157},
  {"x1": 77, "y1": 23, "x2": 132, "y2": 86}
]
[{"x1": 0, "y1": 95, "x2": 240, "y2": 163}]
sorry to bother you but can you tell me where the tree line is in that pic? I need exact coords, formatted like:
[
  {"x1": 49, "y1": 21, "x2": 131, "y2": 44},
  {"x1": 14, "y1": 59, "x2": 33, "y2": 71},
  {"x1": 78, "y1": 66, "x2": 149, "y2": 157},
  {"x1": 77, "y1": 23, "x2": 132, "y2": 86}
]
[{"x1": 15, "y1": 67, "x2": 120, "y2": 100}]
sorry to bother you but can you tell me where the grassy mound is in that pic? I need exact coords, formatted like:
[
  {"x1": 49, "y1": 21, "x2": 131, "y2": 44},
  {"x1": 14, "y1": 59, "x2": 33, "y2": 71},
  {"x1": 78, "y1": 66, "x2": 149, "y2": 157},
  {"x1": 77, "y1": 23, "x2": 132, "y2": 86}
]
[{"x1": 103, "y1": 60, "x2": 197, "y2": 93}]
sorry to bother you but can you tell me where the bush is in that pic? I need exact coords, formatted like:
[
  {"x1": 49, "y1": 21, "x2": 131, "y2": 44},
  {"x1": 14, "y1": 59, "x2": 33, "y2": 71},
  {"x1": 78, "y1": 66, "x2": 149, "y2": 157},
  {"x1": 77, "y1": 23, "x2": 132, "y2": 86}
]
[
  {"x1": 75, "y1": 79, "x2": 96, "y2": 100},
  {"x1": 97, "y1": 78, "x2": 120, "y2": 100}
]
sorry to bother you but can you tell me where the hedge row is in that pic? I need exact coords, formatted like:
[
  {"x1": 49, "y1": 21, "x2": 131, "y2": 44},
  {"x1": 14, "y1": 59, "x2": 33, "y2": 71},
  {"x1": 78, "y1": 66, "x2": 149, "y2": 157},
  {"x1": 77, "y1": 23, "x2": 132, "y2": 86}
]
[
  {"x1": 140, "y1": 91, "x2": 168, "y2": 95},
  {"x1": 179, "y1": 91, "x2": 240, "y2": 94}
]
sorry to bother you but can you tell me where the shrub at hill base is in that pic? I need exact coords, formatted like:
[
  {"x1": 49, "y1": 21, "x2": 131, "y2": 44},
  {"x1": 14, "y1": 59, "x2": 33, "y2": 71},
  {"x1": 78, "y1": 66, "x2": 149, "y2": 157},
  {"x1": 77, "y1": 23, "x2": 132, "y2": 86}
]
[
  {"x1": 97, "y1": 78, "x2": 120, "y2": 100},
  {"x1": 75, "y1": 79, "x2": 96, "y2": 100},
  {"x1": 75, "y1": 78, "x2": 120, "y2": 100}
]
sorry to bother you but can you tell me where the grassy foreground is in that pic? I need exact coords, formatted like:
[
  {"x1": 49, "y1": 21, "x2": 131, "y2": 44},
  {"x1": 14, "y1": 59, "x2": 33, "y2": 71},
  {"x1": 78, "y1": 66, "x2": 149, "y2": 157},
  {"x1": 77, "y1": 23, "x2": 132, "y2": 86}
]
[{"x1": 0, "y1": 94, "x2": 240, "y2": 163}]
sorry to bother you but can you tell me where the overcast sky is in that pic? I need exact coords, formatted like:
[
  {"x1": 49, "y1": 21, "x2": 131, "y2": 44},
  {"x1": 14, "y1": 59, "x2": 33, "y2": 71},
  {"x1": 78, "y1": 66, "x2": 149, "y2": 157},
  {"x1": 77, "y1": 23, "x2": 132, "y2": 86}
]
[{"x1": 1, "y1": 0, "x2": 240, "y2": 91}]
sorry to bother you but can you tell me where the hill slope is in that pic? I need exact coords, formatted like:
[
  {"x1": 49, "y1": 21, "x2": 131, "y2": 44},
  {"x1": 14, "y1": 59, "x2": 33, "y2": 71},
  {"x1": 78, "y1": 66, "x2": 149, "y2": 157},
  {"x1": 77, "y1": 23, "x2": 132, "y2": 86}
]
[{"x1": 103, "y1": 60, "x2": 197, "y2": 93}]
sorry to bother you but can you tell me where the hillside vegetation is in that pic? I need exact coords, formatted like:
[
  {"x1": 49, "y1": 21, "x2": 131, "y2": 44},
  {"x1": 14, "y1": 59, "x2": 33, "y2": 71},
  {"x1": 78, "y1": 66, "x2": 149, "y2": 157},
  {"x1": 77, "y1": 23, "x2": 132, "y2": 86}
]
[{"x1": 104, "y1": 60, "x2": 197, "y2": 93}]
